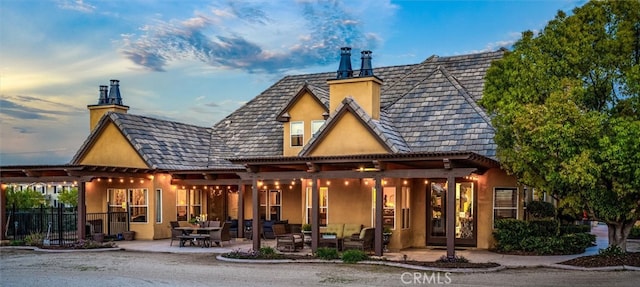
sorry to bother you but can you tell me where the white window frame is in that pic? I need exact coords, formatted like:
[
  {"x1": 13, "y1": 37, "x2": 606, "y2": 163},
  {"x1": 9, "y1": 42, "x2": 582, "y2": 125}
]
[
  {"x1": 259, "y1": 189, "x2": 282, "y2": 221},
  {"x1": 227, "y1": 191, "x2": 239, "y2": 220},
  {"x1": 290, "y1": 121, "x2": 304, "y2": 147},
  {"x1": 493, "y1": 187, "x2": 519, "y2": 228},
  {"x1": 372, "y1": 186, "x2": 396, "y2": 230},
  {"x1": 401, "y1": 186, "x2": 410, "y2": 229},
  {"x1": 176, "y1": 189, "x2": 189, "y2": 221},
  {"x1": 107, "y1": 188, "x2": 148, "y2": 223},
  {"x1": 129, "y1": 188, "x2": 148, "y2": 223},
  {"x1": 155, "y1": 188, "x2": 162, "y2": 224},
  {"x1": 190, "y1": 189, "x2": 202, "y2": 221},
  {"x1": 108, "y1": 188, "x2": 127, "y2": 209},
  {"x1": 311, "y1": 120, "x2": 325, "y2": 135},
  {"x1": 305, "y1": 186, "x2": 328, "y2": 226}
]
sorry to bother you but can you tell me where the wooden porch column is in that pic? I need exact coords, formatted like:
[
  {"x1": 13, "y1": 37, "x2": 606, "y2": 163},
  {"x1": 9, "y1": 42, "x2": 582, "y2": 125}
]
[
  {"x1": 374, "y1": 175, "x2": 384, "y2": 256},
  {"x1": 311, "y1": 176, "x2": 320, "y2": 252},
  {"x1": 238, "y1": 182, "x2": 244, "y2": 239},
  {"x1": 252, "y1": 178, "x2": 260, "y2": 251},
  {"x1": 77, "y1": 182, "x2": 87, "y2": 240},
  {"x1": 0, "y1": 183, "x2": 7, "y2": 241},
  {"x1": 446, "y1": 175, "x2": 456, "y2": 259}
]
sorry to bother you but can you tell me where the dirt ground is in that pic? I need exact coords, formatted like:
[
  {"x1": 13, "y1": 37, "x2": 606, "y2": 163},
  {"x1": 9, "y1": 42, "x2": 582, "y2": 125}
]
[{"x1": 1, "y1": 249, "x2": 639, "y2": 287}]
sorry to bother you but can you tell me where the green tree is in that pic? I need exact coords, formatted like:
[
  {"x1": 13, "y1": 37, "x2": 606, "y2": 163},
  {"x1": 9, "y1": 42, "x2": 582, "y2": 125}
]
[
  {"x1": 57, "y1": 187, "x2": 78, "y2": 207},
  {"x1": 481, "y1": 0, "x2": 640, "y2": 251},
  {"x1": 6, "y1": 186, "x2": 47, "y2": 208}
]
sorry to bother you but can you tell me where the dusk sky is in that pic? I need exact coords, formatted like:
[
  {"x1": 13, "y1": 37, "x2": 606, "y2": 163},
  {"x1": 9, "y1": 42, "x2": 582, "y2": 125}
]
[{"x1": 0, "y1": 0, "x2": 585, "y2": 165}]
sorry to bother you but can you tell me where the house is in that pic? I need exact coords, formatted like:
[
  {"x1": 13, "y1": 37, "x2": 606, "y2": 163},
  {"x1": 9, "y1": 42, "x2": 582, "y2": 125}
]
[
  {"x1": 0, "y1": 48, "x2": 525, "y2": 256},
  {"x1": 5, "y1": 182, "x2": 77, "y2": 207}
]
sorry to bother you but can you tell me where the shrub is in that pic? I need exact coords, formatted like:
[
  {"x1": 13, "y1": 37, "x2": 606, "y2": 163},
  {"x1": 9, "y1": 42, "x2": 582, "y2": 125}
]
[
  {"x1": 302, "y1": 224, "x2": 311, "y2": 232},
  {"x1": 528, "y1": 219, "x2": 558, "y2": 237},
  {"x1": 223, "y1": 249, "x2": 260, "y2": 259},
  {"x1": 598, "y1": 245, "x2": 625, "y2": 257},
  {"x1": 526, "y1": 200, "x2": 555, "y2": 219},
  {"x1": 315, "y1": 247, "x2": 339, "y2": 260},
  {"x1": 10, "y1": 240, "x2": 24, "y2": 246},
  {"x1": 222, "y1": 248, "x2": 283, "y2": 260},
  {"x1": 493, "y1": 218, "x2": 593, "y2": 255},
  {"x1": 259, "y1": 246, "x2": 276, "y2": 256},
  {"x1": 24, "y1": 233, "x2": 44, "y2": 247},
  {"x1": 493, "y1": 219, "x2": 530, "y2": 250},
  {"x1": 341, "y1": 249, "x2": 368, "y2": 263},
  {"x1": 559, "y1": 224, "x2": 591, "y2": 235},
  {"x1": 629, "y1": 226, "x2": 640, "y2": 239},
  {"x1": 70, "y1": 239, "x2": 116, "y2": 249},
  {"x1": 436, "y1": 255, "x2": 469, "y2": 263}
]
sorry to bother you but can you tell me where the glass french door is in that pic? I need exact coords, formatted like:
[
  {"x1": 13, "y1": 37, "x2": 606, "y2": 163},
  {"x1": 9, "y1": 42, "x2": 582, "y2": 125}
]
[{"x1": 426, "y1": 180, "x2": 477, "y2": 246}]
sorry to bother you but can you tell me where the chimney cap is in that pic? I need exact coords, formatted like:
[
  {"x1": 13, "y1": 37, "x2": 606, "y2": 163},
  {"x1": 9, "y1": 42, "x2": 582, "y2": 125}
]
[
  {"x1": 336, "y1": 47, "x2": 353, "y2": 79},
  {"x1": 359, "y1": 50, "x2": 374, "y2": 77}
]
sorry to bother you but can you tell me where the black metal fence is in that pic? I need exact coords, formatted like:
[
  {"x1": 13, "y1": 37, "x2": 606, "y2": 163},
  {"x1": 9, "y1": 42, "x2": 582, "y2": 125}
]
[
  {"x1": 86, "y1": 207, "x2": 130, "y2": 239},
  {"x1": 4, "y1": 205, "x2": 129, "y2": 245}
]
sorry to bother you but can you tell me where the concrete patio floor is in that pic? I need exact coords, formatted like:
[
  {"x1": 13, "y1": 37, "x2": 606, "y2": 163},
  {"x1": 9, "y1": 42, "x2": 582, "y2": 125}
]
[{"x1": 116, "y1": 223, "x2": 639, "y2": 268}]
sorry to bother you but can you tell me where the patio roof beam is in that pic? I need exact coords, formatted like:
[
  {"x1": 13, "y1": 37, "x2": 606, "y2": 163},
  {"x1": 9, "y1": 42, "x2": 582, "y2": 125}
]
[
  {"x1": 171, "y1": 179, "x2": 251, "y2": 185},
  {"x1": 1, "y1": 176, "x2": 91, "y2": 183},
  {"x1": 236, "y1": 168, "x2": 477, "y2": 180}
]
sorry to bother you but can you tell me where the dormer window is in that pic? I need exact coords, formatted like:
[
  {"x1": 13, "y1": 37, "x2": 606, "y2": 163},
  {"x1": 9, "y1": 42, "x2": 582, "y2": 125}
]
[
  {"x1": 291, "y1": 121, "x2": 304, "y2": 147},
  {"x1": 311, "y1": 120, "x2": 325, "y2": 135}
]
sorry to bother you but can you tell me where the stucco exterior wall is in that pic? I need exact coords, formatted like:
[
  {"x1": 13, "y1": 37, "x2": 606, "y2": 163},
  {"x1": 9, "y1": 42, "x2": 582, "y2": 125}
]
[
  {"x1": 78, "y1": 122, "x2": 148, "y2": 168},
  {"x1": 87, "y1": 105, "x2": 128, "y2": 132},
  {"x1": 308, "y1": 112, "x2": 388, "y2": 156},
  {"x1": 281, "y1": 185, "x2": 303, "y2": 224},
  {"x1": 283, "y1": 92, "x2": 327, "y2": 156},
  {"x1": 85, "y1": 174, "x2": 175, "y2": 240},
  {"x1": 476, "y1": 168, "x2": 520, "y2": 249},
  {"x1": 328, "y1": 77, "x2": 382, "y2": 119}
]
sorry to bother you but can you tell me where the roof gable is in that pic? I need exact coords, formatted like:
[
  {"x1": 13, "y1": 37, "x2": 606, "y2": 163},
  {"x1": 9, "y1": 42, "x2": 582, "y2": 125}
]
[
  {"x1": 74, "y1": 120, "x2": 149, "y2": 168},
  {"x1": 300, "y1": 97, "x2": 410, "y2": 156},
  {"x1": 384, "y1": 66, "x2": 496, "y2": 158},
  {"x1": 72, "y1": 113, "x2": 218, "y2": 170},
  {"x1": 276, "y1": 83, "x2": 329, "y2": 122}
]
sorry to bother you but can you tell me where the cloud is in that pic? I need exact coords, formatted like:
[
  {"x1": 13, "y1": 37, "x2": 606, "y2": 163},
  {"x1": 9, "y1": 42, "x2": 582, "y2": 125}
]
[
  {"x1": 12, "y1": 126, "x2": 35, "y2": 134},
  {"x1": 119, "y1": 0, "x2": 382, "y2": 73},
  {"x1": 0, "y1": 95, "x2": 84, "y2": 120},
  {"x1": 56, "y1": 0, "x2": 96, "y2": 13}
]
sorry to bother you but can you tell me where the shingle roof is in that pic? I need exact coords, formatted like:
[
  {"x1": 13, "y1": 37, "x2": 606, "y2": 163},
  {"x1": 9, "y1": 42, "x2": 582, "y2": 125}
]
[
  {"x1": 73, "y1": 50, "x2": 503, "y2": 169},
  {"x1": 214, "y1": 50, "x2": 503, "y2": 160},
  {"x1": 384, "y1": 66, "x2": 496, "y2": 157},
  {"x1": 71, "y1": 113, "x2": 240, "y2": 170}
]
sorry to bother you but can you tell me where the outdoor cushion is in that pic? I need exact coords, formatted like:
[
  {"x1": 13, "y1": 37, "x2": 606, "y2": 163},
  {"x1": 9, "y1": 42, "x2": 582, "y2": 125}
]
[
  {"x1": 343, "y1": 224, "x2": 362, "y2": 238},
  {"x1": 324, "y1": 224, "x2": 344, "y2": 238},
  {"x1": 358, "y1": 227, "x2": 369, "y2": 239}
]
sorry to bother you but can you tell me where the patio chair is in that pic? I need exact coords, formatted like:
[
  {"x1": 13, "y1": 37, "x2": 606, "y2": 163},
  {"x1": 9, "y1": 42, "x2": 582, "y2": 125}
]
[
  {"x1": 209, "y1": 222, "x2": 231, "y2": 247},
  {"x1": 169, "y1": 221, "x2": 182, "y2": 246},
  {"x1": 342, "y1": 227, "x2": 375, "y2": 252},
  {"x1": 275, "y1": 224, "x2": 304, "y2": 252}
]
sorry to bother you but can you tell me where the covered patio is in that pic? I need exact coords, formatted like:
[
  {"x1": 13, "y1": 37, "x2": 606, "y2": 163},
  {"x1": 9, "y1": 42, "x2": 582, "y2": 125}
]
[{"x1": 224, "y1": 151, "x2": 499, "y2": 257}]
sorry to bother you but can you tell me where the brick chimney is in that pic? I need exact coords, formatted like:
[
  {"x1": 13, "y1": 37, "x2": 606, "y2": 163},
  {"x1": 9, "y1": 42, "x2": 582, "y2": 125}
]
[
  {"x1": 87, "y1": 79, "x2": 129, "y2": 131},
  {"x1": 328, "y1": 48, "x2": 382, "y2": 119}
]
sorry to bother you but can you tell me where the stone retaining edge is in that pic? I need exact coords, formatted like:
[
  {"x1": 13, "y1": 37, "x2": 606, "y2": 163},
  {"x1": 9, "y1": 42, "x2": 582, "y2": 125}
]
[{"x1": 215, "y1": 254, "x2": 640, "y2": 272}]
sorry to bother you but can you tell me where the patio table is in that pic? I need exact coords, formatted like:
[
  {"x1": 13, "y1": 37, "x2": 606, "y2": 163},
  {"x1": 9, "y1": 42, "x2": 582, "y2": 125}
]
[{"x1": 173, "y1": 226, "x2": 220, "y2": 247}]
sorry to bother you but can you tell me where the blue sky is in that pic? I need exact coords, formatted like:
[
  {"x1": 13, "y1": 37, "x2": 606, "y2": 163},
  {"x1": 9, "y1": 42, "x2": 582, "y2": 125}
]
[{"x1": 0, "y1": 0, "x2": 584, "y2": 165}]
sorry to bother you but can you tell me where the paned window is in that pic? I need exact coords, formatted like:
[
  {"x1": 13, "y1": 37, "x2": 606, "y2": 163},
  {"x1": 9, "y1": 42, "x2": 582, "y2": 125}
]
[
  {"x1": 493, "y1": 187, "x2": 518, "y2": 227},
  {"x1": 291, "y1": 121, "x2": 304, "y2": 146}
]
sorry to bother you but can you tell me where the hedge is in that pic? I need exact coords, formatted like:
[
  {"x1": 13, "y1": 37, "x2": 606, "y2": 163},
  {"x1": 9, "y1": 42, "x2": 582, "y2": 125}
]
[{"x1": 493, "y1": 218, "x2": 595, "y2": 255}]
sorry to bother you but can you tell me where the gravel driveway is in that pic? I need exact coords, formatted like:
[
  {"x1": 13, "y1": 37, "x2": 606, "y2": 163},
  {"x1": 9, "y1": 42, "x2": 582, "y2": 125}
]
[{"x1": 1, "y1": 249, "x2": 639, "y2": 287}]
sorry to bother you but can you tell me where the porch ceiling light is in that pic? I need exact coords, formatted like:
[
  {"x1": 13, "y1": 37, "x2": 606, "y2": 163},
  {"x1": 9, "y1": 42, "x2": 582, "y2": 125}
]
[{"x1": 356, "y1": 167, "x2": 380, "y2": 172}]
